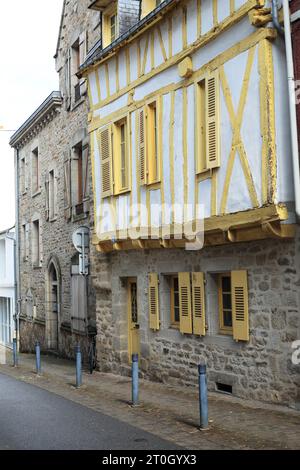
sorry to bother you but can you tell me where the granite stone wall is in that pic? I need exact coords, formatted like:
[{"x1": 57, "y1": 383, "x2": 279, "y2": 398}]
[{"x1": 92, "y1": 228, "x2": 300, "y2": 408}]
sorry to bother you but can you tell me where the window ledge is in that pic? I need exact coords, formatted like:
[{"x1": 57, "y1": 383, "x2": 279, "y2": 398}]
[
  {"x1": 72, "y1": 212, "x2": 88, "y2": 223},
  {"x1": 32, "y1": 264, "x2": 42, "y2": 270},
  {"x1": 71, "y1": 96, "x2": 85, "y2": 111},
  {"x1": 32, "y1": 190, "x2": 41, "y2": 198},
  {"x1": 114, "y1": 188, "x2": 131, "y2": 196}
]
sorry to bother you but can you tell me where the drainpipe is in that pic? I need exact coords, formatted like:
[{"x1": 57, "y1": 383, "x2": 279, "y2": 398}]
[
  {"x1": 5, "y1": 228, "x2": 17, "y2": 348},
  {"x1": 272, "y1": 0, "x2": 300, "y2": 220},
  {"x1": 14, "y1": 149, "x2": 20, "y2": 349}
]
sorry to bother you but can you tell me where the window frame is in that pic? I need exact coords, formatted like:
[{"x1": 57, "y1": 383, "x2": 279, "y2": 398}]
[
  {"x1": 146, "y1": 100, "x2": 160, "y2": 185},
  {"x1": 31, "y1": 147, "x2": 40, "y2": 196},
  {"x1": 49, "y1": 169, "x2": 57, "y2": 221},
  {"x1": 32, "y1": 219, "x2": 41, "y2": 268},
  {"x1": 218, "y1": 273, "x2": 233, "y2": 335},
  {"x1": 170, "y1": 275, "x2": 180, "y2": 329},
  {"x1": 102, "y1": 3, "x2": 118, "y2": 48},
  {"x1": 195, "y1": 71, "x2": 220, "y2": 174},
  {"x1": 112, "y1": 115, "x2": 130, "y2": 195},
  {"x1": 195, "y1": 78, "x2": 207, "y2": 174}
]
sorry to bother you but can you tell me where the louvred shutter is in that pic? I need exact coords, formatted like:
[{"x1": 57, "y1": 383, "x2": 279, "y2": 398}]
[
  {"x1": 206, "y1": 71, "x2": 220, "y2": 169},
  {"x1": 192, "y1": 272, "x2": 206, "y2": 336},
  {"x1": 179, "y1": 272, "x2": 193, "y2": 334},
  {"x1": 232, "y1": 270, "x2": 249, "y2": 341},
  {"x1": 99, "y1": 126, "x2": 113, "y2": 198},
  {"x1": 138, "y1": 108, "x2": 147, "y2": 185},
  {"x1": 149, "y1": 273, "x2": 160, "y2": 331}
]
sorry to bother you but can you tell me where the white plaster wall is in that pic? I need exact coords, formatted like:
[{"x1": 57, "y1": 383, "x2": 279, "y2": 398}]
[{"x1": 273, "y1": 37, "x2": 294, "y2": 204}]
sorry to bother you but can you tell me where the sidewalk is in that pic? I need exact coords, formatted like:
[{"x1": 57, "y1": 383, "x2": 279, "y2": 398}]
[{"x1": 0, "y1": 346, "x2": 299, "y2": 450}]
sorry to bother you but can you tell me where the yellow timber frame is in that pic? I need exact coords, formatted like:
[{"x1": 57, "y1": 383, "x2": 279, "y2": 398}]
[{"x1": 85, "y1": 1, "x2": 296, "y2": 253}]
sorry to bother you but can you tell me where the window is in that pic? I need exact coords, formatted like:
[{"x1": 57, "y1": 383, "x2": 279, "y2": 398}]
[
  {"x1": 71, "y1": 32, "x2": 87, "y2": 105},
  {"x1": 49, "y1": 170, "x2": 56, "y2": 220},
  {"x1": 72, "y1": 39, "x2": 81, "y2": 103},
  {"x1": 113, "y1": 118, "x2": 129, "y2": 194},
  {"x1": 170, "y1": 276, "x2": 180, "y2": 327},
  {"x1": 102, "y1": 4, "x2": 118, "y2": 48},
  {"x1": 32, "y1": 220, "x2": 41, "y2": 267},
  {"x1": 20, "y1": 157, "x2": 26, "y2": 193},
  {"x1": 196, "y1": 72, "x2": 220, "y2": 173},
  {"x1": 138, "y1": 100, "x2": 161, "y2": 186},
  {"x1": 32, "y1": 147, "x2": 40, "y2": 194},
  {"x1": 141, "y1": 0, "x2": 162, "y2": 18},
  {"x1": 147, "y1": 102, "x2": 159, "y2": 184},
  {"x1": 110, "y1": 13, "x2": 117, "y2": 42},
  {"x1": 218, "y1": 274, "x2": 233, "y2": 335},
  {"x1": 0, "y1": 239, "x2": 5, "y2": 280},
  {"x1": 22, "y1": 224, "x2": 29, "y2": 262},
  {"x1": 73, "y1": 142, "x2": 89, "y2": 215}
]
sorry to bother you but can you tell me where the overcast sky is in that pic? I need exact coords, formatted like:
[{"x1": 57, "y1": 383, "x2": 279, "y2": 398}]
[{"x1": 0, "y1": 0, "x2": 63, "y2": 231}]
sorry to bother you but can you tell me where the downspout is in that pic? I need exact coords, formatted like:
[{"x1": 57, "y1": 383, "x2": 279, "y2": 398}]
[
  {"x1": 271, "y1": 0, "x2": 300, "y2": 220},
  {"x1": 14, "y1": 149, "x2": 20, "y2": 350},
  {"x1": 5, "y1": 229, "x2": 17, "y2": 347}
]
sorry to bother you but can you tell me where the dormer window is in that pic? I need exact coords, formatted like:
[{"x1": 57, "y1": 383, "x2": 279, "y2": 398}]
[
  {"x1": 102, "y1": 2, "x2": 119, "y2": 48},
  {"x1": 141, "y1": 0, "x2": 163, "y2": 19}
]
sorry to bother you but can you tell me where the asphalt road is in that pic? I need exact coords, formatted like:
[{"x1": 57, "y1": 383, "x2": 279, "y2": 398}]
[{"x1": 0, "y1": 373, "x2": 179, "y2": 450}]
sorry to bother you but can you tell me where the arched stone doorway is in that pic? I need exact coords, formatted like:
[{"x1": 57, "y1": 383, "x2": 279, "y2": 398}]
[{"x1": 46, "y1": 257, "x2": 61, "y2": 350}]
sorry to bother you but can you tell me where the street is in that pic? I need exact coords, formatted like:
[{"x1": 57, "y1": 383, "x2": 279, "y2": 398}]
[{"x1": 0, "y1": 373, "x2": 179, "y2": 450}]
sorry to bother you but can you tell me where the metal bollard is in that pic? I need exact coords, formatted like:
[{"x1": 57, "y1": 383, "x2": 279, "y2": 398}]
[
  {"x1": 76, "y1": 344, "x2": 82, "y2": 388},
  {"x1": 131, "y1": 354, "x2": 139, "y2": 406},
  {"x1": 35, "y1": 341, "x2": 41, "y2": 375},
  {"x1": 13, "y1": 338, "x2": 18, "y2": 367},
  {"x1": 198, "y1": 364, "x2": 209, "y2": 430}
]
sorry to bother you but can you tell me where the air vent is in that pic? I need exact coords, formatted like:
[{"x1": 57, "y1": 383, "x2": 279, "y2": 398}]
[{"x1": 216, "y1": 382, "x2": 232, "y2": 395}]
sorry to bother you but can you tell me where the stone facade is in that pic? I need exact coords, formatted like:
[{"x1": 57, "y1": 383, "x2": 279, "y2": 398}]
[
  {"x1": 10, "y1": 0, "x2": 102, "y2": 360},
  {"x1": 91, "y1": 230, "x2": 300, "y2": 408},
  {"x1": 11, "y1": 0, "x2": 142, "y2": 361}
]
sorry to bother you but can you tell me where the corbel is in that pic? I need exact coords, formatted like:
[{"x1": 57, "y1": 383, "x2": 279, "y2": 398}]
[{"x1": 248, "y1": 7, "x2": 272, "y2": 27}]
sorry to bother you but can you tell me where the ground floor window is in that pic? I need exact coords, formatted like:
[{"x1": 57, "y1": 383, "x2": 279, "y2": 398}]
[
  {"x1": 0, "y1": 297, "x2": 12, "y2": 345},
  {"x1": 218, "y1": 273, "x2": 233, "y2": 335},
  {"x1": 170, "y1": 275, "x2": 180, "y2": 328}
]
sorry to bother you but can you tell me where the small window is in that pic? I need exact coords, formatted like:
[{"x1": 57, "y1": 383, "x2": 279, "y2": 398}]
[
  {"x1": 110, "y1": 13, "x2": 117, "y2": 42},
  {"x1": 32, "y1": 148, "x2": 39, "y2": 194},
  {"x1": 32, "y1": 220, "x2": 41, "y2": 267},
  {"x1": 22, "y1": 224, "x2": 29, "y2": 262},
  {"x1": 49, "y1": 170, "x2": 56, "y2": 220},
  {"x1": 146, "y1": 101, "x2": 160, "y2": 184},
  {"x1": 113, "y1": 118, "x2": 129, "y2": 194},
  {"x1": 20, "y1": 157, "x2": 26, "y2": 193},
  {"x1": 196, "y1": 72, "x2": 220, "y2": 173},
  {"x1": 170, "y1": 275, "x2": 180, "y2": 327},
  {"x1": 102, "y1": 5, "x2": 118, "y2": 48},
  {"x1": 218, "y1": 273, "x2": 233, "y2": 335}
]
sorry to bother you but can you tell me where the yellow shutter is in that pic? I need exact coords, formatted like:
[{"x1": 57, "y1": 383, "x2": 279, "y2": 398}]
[
  {"x1": 206, "y1": 71, "x2": 220, "y2": 169},
  {"x1": 99, "y1": 126, "x2": 113, "y2": 198},
  {"x1": 149, "y1": 273, "x2": 160, "y2": 330},
  {"x1": 192, "y1": 272, "x2": 206, "y2": 336},
  {"x1": 178, "y1": 272, "x2": 193, "y2": 334},
  {"x1": 232, "y1": 270, "x2": 249, "y2": 341},
  {"x1": 138, "y1": 108, "x2": 147, "y2": 185}
]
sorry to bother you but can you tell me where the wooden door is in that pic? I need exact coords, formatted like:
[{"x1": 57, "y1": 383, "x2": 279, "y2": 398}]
[{"x1": 127, "y1": 278, "x2": 140, "y2": 362}]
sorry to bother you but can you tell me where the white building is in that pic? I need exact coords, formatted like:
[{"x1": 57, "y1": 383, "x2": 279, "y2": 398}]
[{"x1": 0, "y1": 228, "x2": 15, "y2": 347}]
